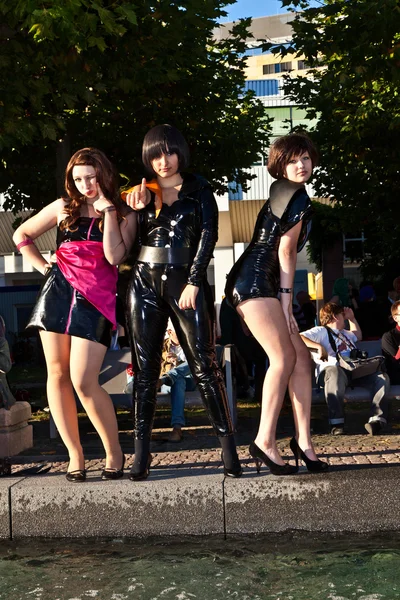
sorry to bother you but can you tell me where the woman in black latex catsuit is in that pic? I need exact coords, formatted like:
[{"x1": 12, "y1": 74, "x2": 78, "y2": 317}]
[
  {"x1": 125, "y1": 124, "x2": 241, "y2": 480},
  {"x1": 13, "y1": 148, "x2": 136, "y2": 482},
  {"x1": 225, "y1": 134, "x2": 328, "y2": 475}
]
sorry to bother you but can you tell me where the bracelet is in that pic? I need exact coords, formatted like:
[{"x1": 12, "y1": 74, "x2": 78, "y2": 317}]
[
  {"x1": 102, "y1": 206, "x2": 117, "y2": 214},
  {"x1": 16, "y1": 238, "x2": 34, "y2": 251},
  {"x1": 279, "y1": 287, "x2": 292, "y2": 294}
]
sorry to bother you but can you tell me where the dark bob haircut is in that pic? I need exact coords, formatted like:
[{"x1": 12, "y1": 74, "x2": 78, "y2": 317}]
[
  {"x1": 142, "y1": 124, "x2": 190, "y2": 175},
  {"x1": 267, "y1": 133, "x2": 319, "y2": 179}
]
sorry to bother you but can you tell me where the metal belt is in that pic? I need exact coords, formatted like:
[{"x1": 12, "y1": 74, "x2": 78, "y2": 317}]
[{"x1": 137, "y1": 246, "x2": 194, "y2": 264}]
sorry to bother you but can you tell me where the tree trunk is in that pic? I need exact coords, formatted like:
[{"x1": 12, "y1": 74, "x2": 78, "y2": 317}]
[{"x1": 322, "y1": 236, "x2": 343, "y2": 302}]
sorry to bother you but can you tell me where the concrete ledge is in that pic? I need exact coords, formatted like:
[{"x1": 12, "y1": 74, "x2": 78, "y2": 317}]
[
  {"x1": 224, "y1": 465, "x2": 400, "y2": 534},
  {"x1": 0, "y1": 478, "x2": 23, "y2": 539},
  {"x1": 11, "y1": 469, "x2": 225, "y2": 539}
]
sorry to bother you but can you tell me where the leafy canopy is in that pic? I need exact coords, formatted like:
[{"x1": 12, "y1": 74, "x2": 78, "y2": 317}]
[
  {"x1": 0, "y1": 0, "x2": 271, "y2": 210},
  {"x1": 278, "y1": 0, "x2": 400, "y2": 280}
]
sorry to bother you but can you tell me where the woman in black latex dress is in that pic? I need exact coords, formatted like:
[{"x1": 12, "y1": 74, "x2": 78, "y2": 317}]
[
  {"x1": 13, "y1": 148, "x2": 136, "y2": 482},
  {"x1": 124, "y1": 124, "x2": 241, "y2": 480},
  {"x1": 225, "y1": 133, "x2": 328, "y2": 475}
]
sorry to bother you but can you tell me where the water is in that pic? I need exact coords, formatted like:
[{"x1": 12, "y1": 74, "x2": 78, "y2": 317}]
[{"x1": 1, "y1": 534, "x2": 400, "y2": 600}]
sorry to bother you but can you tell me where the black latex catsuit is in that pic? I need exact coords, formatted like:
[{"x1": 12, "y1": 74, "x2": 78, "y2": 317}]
[{"x1": 126, "y1": 173, "x2": 233, "y2": 440}]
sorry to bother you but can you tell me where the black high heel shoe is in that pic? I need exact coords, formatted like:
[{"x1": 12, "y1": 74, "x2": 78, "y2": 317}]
[
  {"x1": 102, "y1": 454, "x2": 126, "y2": 480},
  {"x1": 290, "y1": 437, "x2": 329, "y2": 473},
  {"x1": 66, "y1": 469, "x2": 86, "y2": 482},
  {"x1": 249, "y1": 442, "x2": 298, "y2": 476},
  {"x1": 129, "y1": 453, "x2": 152, "y2": 481},
  {"x1": 221, "y1": 451, "x2": 243, "y2": 478}
]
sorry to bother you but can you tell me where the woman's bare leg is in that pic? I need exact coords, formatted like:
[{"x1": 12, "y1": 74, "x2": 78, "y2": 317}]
[
  {"x1": 70, "y1": 337, "x2": 123, "y2": 470},
  {"x1": 40, "y1": 331, "x2": 84, "y2": 472},
  {"x1": 237, "y1": 298, "x2": 296, "y2": 465},
  {"x1": 288, "y1": 332, "x2": 319, "y2": 461}
]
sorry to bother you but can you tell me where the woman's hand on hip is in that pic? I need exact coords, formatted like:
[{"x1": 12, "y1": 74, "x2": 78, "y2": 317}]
[
  {"x1": 178, "y1": 285, "x2": 199, "y2": 310},
  {"x1": 281, "y1": 302, "x2": 299, "y2": 335},
  {"x1": 125, "y1": 179, "x2": 151, "y2": 210}
]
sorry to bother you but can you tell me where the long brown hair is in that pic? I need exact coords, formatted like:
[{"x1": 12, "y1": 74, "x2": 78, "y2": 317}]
[{"x1": 61, "y1": 147, "x2": 123, "y2": 231}]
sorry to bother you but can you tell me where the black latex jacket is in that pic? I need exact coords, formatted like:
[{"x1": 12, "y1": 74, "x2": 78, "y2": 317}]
[{"x1": 135, "y1": 173, "x2": 218, "y2": 286}]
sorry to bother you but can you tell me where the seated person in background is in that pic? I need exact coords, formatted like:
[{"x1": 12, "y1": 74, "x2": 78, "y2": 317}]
[
  {"x1": 300, "y1": 302, "x2": 389, "y2": 436},
  {"x1": 382, "y1": 300, "x2": 400, "y2": 384},
  {"x1": 356, "y1": 283, "x2": 387, "y2": 339},
  {"x1": 219, "y1": 296, "x2": 267, "y2": 403},
  {"x1": 158, "y1": 321, "x2": 196, "y2": 443}
]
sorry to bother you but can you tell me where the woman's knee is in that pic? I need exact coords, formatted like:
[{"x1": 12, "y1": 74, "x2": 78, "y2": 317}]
[
  {"x1": 270, "y1": 345, "x2": 296, "y2": 377},
  {"x1": 294, "y1": 345, "x2": 313, "y2": 373},
  {"x1": 47, "y1": 365, "x2": 71, "y2": 387}
]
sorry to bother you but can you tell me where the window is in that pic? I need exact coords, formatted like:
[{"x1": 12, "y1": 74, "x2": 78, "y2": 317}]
[
  {"x1": 262, "y1": 62, "x2": 292, "y2": 74},
  {"x1": 297, "y1": 60, "x2": 309, "y2": 70},
  {"x1": 275, "y1": 61, "x2": 292, "y2": 73},
  {"x1": 262, "y1": 64, "x2": 275, "y2": 75}
]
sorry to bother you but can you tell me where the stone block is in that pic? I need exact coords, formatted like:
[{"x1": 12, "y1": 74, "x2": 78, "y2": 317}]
[
  {"x1": 0, "y1": 401, "x2": 31, "y2": 427},
  {"x1": 0, "y1": 424, "x2": 33, "y2": 458},
  {"x1": 224, "y1": 465, "x2": 400, "y2": 534},
  {"x1": 11, "y1": 468, "x2": 225, "y2": 538},
  {"x1": 0, "y1": 402, "x2": 33, "y2": 458}
]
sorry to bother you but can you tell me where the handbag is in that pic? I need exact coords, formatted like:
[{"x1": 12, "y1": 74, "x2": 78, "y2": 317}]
[{"x1": 325, "y1": 327, "x2": 385, "y2": 380}]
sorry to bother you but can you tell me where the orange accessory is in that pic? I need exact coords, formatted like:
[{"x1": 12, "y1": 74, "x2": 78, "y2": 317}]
[{"x1": 121, "y1": 179, "x2": 163, "y2": 218}]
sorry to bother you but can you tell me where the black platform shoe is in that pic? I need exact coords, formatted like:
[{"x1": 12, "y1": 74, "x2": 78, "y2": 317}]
[
  {"x1": 249, "y1": 442, "x2": 298, "y2": 476},
  {"x1": 101, "y1": 454, "x2": 126, "y2": 480},
  {"x1": 221, "y1": 451, "x2": 243, "y2": 478},
  {"x1": 289, "y1": 437, "x2": 329, "y2": 473}
]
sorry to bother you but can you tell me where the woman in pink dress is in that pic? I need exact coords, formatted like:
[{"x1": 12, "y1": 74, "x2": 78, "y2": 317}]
[{"x1": 13, "y1": 148, "x2": 136, "y2": 482}]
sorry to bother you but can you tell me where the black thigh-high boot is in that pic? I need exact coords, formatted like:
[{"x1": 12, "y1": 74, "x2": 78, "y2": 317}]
[
  {"x1": 129, "y1": 438, "x2": 152, "y2": 481},
  {"x1": 219, "y1": 434, "x2": 242, "y2": 478}
]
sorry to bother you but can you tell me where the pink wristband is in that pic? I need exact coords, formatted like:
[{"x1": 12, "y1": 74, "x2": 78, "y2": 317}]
[{"x1": 16, "y1": 238, "x2": 34, "y2": 251}]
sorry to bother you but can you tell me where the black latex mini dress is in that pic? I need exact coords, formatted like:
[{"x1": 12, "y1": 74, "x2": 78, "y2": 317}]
[
  {"x1": 26, "y1": 217, "x2": 113, "y2": 347},
  {"x1": 225, "y1": 182, "x2": 313, "y2": 307}
]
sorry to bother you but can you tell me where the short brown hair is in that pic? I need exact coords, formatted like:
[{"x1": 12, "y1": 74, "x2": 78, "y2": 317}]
[
  {"x1": 267, "y1": 133, "x2": 319, "y2": 179},
  {"x1": 391, "y1": 300, "x2": 400, "y2": 317},
  {"x1": 319, "y1": 302, "x2": 344, "y2": 326}
]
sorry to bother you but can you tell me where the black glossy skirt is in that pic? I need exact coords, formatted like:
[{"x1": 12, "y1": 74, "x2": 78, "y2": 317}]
[{"x1": 26, "y1": 264, "x2": 112, "y2": 347}]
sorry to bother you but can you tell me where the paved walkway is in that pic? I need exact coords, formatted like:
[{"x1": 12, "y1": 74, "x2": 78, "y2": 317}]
[{"x1": 9, "y1": 399, "x2": 400, "y2": 475}]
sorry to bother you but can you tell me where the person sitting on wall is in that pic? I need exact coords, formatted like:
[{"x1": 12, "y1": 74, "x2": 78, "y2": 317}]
[
  {"x1": 300, "y1": 302, "x2": 389, "y2": 436},
  {"x1": 158, "y1": 320, "x2": 196, "y2": 443},
  {"x1": 382, "y1": 300, "x2": 400, "y2": 385}
]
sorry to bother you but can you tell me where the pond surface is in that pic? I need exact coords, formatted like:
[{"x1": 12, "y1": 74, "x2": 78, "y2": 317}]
[{"x1": 0, "y1": 533, "x2": 399, "y2": 600}]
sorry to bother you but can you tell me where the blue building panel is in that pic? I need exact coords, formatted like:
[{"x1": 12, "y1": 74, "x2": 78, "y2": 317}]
[{"x1": 244, "y1": 79, "x2": 279, "y2": 97}]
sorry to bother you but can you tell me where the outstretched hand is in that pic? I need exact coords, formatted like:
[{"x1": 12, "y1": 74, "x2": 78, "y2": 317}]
[{"x1": 126, "y1": 178, "x2": 151, "y2": 210}]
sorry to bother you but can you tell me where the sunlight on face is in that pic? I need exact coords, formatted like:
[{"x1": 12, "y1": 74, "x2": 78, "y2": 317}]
[
  {"x1": 72, "y1": 165, "x2": 98, "y2": 199},
  {"x1": 284, "y1": 153, "x2": 313, "y2": 183},
  {"x1": 151, "y1": 151, "x2": 179, "y2": 179}
]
